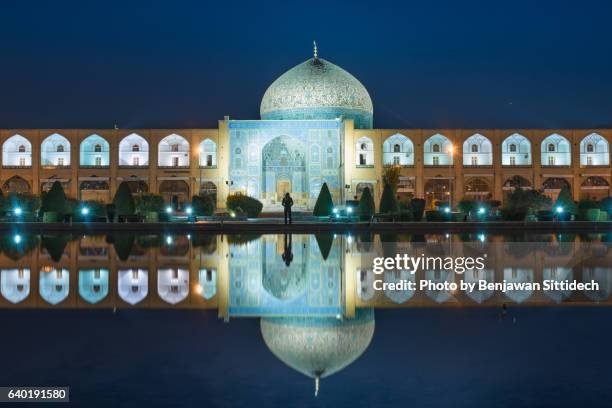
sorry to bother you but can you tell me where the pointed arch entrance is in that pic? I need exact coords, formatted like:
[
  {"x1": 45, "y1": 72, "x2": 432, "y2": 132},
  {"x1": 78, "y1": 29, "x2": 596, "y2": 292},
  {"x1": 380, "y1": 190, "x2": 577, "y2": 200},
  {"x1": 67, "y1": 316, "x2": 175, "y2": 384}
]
[{"x1": 261, "y1": 136, "x2": 307, "y2": 207}]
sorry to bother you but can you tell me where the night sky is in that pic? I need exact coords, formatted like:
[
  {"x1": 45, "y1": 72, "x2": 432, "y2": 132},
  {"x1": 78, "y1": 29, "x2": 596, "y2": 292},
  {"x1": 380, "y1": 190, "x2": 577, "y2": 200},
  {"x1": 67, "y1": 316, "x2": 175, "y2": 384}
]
[{"x1": 2, "y1": 0, "x2": 612, "y2": 129}]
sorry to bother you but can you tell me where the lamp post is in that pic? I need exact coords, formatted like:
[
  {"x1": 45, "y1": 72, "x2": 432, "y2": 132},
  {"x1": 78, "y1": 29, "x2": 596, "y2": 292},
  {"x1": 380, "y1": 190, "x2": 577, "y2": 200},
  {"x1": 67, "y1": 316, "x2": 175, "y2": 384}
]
[{"x1": 447, "y1": 144, "x2": 454, "y2": 211}]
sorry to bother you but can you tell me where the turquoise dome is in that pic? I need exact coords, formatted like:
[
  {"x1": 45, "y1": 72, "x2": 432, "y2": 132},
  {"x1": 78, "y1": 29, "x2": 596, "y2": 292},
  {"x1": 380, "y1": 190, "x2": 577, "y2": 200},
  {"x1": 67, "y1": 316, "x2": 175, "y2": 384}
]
[
  {"x1": 260, "y1": 308, "x2": 375, "y2": 395},
  {"x1": 260, "y1": 52, "x2": 373, "y2": 129}
]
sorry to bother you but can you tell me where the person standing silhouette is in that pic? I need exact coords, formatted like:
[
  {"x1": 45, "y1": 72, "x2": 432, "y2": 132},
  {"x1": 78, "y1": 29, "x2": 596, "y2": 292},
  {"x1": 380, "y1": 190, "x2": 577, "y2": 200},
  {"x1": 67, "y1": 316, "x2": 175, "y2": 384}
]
[{"x1": 282, "y1": 192, "x2": 293, "y2": 224}]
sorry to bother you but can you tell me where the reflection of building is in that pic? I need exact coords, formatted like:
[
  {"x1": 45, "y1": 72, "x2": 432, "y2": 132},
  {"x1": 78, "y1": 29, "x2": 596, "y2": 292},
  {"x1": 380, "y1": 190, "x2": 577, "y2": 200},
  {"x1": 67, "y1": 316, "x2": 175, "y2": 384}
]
[
  {"x1": 261, "y1": 309, "x2": 374, "y2": 396},
  {"x1": 1, "y1": 45, "x2": 611, "y2": 209}
]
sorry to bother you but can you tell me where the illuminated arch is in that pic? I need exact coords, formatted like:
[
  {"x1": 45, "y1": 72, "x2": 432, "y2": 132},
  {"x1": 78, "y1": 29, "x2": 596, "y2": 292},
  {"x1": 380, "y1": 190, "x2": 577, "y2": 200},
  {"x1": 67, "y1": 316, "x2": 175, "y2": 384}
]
[
  {"x1": 2, "y1": 134, "x2": 32, "y2": 167},
  {"x1": 119, "y1": 134, "x2": 149, "y2": 166},
  {"x1": 80, "y1": 134, "x2": 110, "y2": 166},
  {"x1": 41, "y1": 133, "x2": 71, "y2": 166}
]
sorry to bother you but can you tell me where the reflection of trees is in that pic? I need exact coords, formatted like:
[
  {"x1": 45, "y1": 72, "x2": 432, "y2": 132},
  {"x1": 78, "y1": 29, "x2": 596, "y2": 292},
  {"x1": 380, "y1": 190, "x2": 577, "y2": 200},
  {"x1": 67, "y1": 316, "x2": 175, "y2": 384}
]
[
  {"x1": 315, "y1": 233, "x2": 333, "y2": 260},
  {"x1": 191, "y1": 235, "x2": 217, "y2": 254},
  {"x1": 41, "y1": 235, "x2": 69, "y2": 262},
  {"x1": 112, "y1": 234, "x2": 135, "y2": 261},
  {"x1": 227, "y1": 234, "x2": 261, "y2": 245},
  {"x1": 0, "y1": 235, "x2": 39, "y2": 261}
]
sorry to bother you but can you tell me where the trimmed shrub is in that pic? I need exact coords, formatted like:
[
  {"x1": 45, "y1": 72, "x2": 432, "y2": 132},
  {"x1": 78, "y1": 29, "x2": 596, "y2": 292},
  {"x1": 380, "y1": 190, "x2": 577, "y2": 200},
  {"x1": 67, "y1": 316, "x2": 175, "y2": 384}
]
[
  {"x1": 458, "y1": 199, "x2": 478, "y2": 215},
  {"x1": 192, "y1": 195, "x2": 215, "y2": 216},
  {"x1": 379, "y1": 182, "x2": 399, "y2": 214},
  {"x1": 315, "y1": 233, "x2": 334, "y2": 260},
  {"x1": 410, "y1": 198, "x2": 426, "y2": 221},
  {"x1": 40, "y1": 181, "x2": 67, "y2": 214},
  {"x1": 4, "y1": 192, "x2": 40, "y2": 214},
  {"x1": 537, "y1": 210, "x2": 554, "y2": 221},
  {"x1": 105, "y1": 204, "x2": 116, "y2": 222},
  {"x1": 425, "y1": 210, "x2": 445, "y2": 222},
  {"x1": 584, "y1": 208, "x2": 601, "y2": 221},
  {"x1": 135, "y1": 193, "x2": 165, "y2": 214},
  {"x1": 113, "y1": 182, "x2": 135, "y2": 216},
  {"x1": 226, "y1": 194, "x2": 263, "y2": 218},
  {"x1": 599, "y1": 211, "x2": 609, "y2": 222},
  {"x1": 599, "y1": 197, "x2": 612, "y2": 215},
  {"x1": 501, "y1": 208, "x2": 527, "y2": 221},
  {"x1": 554, "y1": 185, "x2": 577, "y2": 215},
  {"x1": 357, "y1": 187, "x2": 375, "y2": 221},
  {"x1": 313, "y1": 182, "x2": 334, "y2": 216},
  {"x1": 502, "y1": 188, "x2": 551, "y2": 220}
]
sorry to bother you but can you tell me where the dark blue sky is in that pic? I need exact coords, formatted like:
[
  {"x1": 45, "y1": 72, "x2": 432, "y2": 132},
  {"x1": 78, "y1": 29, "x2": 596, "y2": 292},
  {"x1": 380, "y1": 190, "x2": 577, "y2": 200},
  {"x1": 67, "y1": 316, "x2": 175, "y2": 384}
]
[{"x1": 1, "y1": 0, "x2": 612, "y2": 129}]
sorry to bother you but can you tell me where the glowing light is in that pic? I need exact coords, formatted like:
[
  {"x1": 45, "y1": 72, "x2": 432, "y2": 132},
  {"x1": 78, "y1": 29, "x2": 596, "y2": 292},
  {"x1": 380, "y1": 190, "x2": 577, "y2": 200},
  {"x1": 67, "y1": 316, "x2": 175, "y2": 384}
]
[
  {"x1": 166, "y1": 207, "x2": 173, "y2": 214},
  {"x1": 185, "y1": 207, "x2": 193, "y2": 215},
  {"x1": 81, "y1": 207, "x2": 89, "y2": 215},
  {"x1": 335, "y1": 213, "x2": 340, "y2": 218},
  {"x1": 347, "y1": 235, "x2": 353, "y2": 244},
  {"x1": 445, "y1": 233, "x2": 450, "y2": 238},
  {"x1": 166, "y1": 236, "x2": 173, "y2": 245},
  {"x1": 346, "y1": 207, "x2": 353, "y2": 214},
  {"x1": 230, "y1": 211, "x2": 236, "y2": 218},
  {"x1": 556, "y1": 206, "x2": 564, "y2": 214},
  {"x1": 14, "y1": 207, "x2": 22, "y2": 216},
  {"x1": 187, "y1": 234, "x2": 191, "y2": 239},
  {"x1": 444, "y1": 207, "x2": 451, "y2": 213},
  {"x1": 332, "y1": 208, "x2": 339, "y2": 214},
  {"x1": 195, "y1": 284, "x2": 203, "y2": 294},
  {"x1": 478, "y1": 207, "x2": 485, "y2": 214},
  {"x1": 13, "y1": 234, "x2": 21, "y2": 244},
  {"x1": 478, "y1": 234, "x2": 486, "y2": 243},
  {"x1": 447, "y1": 145, "x2": 455, "y2": 154}
]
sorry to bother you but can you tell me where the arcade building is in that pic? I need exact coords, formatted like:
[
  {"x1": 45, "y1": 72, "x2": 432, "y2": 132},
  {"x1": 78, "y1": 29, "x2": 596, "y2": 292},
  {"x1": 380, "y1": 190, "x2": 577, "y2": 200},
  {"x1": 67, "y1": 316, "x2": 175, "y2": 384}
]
[{"x1": 1, "y1": 45, "x2": 611, "y2": 210}]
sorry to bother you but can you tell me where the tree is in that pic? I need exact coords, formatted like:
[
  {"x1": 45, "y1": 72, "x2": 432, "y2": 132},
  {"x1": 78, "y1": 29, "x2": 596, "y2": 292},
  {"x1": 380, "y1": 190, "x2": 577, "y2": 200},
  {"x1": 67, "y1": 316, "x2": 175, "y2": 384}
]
[
  {"x1": 379, "y1": 182, "x2": 398, "y2": 214},
  {"x1": 358, "y1": 187, "x2": 375, "y2": 221},
  {"x1": 40, "y1": 181, "x2": 67, "y2": 213},
  {"x1": 135, "y1": 193, "x2": 165, "y2": 213},
  {"x1": 502, "y1": 188, "x2": 551, "y2": 220},
  {"x1": 382, "y1": 165, "x2": 401, "y2": 191},
  {"x1": 554, "y1": 185, "x2": 577, "y2": 214},
  {"x1": 313, "y1": 182, "x2": 334, "y2": 216},
  {"x1": 410, "y1": 198, "x2": 426, "y2": 221},
  {"x1": 113, "y1": 182, "x2": 135, "y2": 216},
  {"x1": 192, "y1": 195, "x2": 215, "y2": 216}
]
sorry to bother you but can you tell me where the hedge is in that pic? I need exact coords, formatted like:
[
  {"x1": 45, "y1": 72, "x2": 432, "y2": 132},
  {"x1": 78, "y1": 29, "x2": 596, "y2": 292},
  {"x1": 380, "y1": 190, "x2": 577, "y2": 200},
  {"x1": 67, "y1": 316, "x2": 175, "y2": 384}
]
[{"x1": 226, "y1": 194, "x2": 263, "y2": 218}]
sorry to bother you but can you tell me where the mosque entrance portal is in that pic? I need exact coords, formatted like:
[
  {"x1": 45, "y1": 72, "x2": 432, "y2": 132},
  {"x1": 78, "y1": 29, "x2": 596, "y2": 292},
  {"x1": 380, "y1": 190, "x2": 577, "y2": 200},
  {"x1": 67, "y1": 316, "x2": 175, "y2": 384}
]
[{"x1": 262, "y1": 136, "x2": 307, "y2": 208}]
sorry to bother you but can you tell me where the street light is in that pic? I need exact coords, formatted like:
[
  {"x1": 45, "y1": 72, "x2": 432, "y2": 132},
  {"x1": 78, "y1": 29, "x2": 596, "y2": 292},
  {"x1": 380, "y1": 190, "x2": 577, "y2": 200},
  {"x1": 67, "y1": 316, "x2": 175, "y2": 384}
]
[{"x1": 14, "y1": 207, "x2": 22, "y2": 216}]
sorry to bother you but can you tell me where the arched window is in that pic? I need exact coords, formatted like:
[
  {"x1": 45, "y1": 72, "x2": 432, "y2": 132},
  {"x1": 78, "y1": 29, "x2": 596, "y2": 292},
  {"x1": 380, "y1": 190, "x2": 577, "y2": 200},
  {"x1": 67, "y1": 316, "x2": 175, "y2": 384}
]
[
  {"x1": 355, "y1": 137, "x2": 374, "y2": 166},
  {"x1": 80, "y1": 134, "x2": 110, "y2": 166},
  {"x1": 424, "y1": 134, "x2": 452, "y2": 166},
  {"x1": 580, "y1": 133, "x2": 609, "y2": 166},
  {"x1": 3, "y1": 135, "x2": 32, "y2": 167},
  {"x1": 119, "y1": 134, "x2": 149, "y2": 166},
  {"x1": 502, "y1": 133, "x2": 531, "y2": 165},
  {"x1": 41, "y1": 133, "x2": 71, "y2": 166},
  {"x1": 199, "y1": 139, "x2": 217, "y2": 167},
  {"x1": 158, "y1": 134, "x2": 189, "y2": 167},
  {"x1": 463, "y1": 134, "x2": 492, "y2": 166},
  {"x1": 383, "y1": 134, "x2": 414, "y2": 166},
  {"x1": 541, "y1": 134, "x2": 571, "y2": 166}
]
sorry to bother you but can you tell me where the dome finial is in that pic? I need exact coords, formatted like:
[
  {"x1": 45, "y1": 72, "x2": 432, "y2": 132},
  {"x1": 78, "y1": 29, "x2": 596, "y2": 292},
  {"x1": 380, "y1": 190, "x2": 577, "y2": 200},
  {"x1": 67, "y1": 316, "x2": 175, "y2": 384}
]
[{"x1": 313, "y1": 41, "x2": 318, "y2": 59}]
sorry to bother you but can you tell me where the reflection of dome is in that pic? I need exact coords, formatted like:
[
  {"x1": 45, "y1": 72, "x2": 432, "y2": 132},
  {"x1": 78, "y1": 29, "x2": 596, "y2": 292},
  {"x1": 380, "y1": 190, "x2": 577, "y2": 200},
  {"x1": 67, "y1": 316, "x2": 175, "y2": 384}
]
[
  {"x1": 260, "y1": 46, "x2": 373, "y2": 129},
  {"x1": 261, "y1": 308, "x2": 374, "y2": 396}
]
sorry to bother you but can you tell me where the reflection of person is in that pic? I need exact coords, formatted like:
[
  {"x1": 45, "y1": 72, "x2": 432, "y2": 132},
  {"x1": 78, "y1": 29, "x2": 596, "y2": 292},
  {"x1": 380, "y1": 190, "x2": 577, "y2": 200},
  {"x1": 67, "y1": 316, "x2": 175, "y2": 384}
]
[
  {"x1": 282, "y1": 234, "x2": 293, "y2": 266},
  {"x1": 282, "y1": 192, "x2": 293, "y2": 224}
]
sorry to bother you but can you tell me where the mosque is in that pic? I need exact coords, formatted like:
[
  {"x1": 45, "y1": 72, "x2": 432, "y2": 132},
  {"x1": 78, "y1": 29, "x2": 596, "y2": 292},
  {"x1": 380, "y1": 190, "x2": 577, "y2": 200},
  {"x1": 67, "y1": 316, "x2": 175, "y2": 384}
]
[{"x1": 0, "y1": 43, "x2": 611, "y2": 210}]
